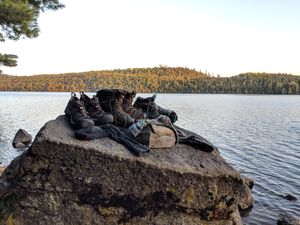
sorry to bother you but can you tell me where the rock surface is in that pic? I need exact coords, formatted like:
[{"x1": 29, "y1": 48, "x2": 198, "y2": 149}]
[
  {"x1": 0, "y1": 115, "x2": 251, "y2": 225},
  {"x1": 0, "y1": 166, "x2": 5, "y2": 176},
  {"x1": 238, "y1": 176, "x2": 254, "y2": 213},
  {"x1": 242, "y1": 176, "x2": 254, "y2": 190},
  {"x1": 12, "y1": 129, "x2": 32, "y2": 148}
]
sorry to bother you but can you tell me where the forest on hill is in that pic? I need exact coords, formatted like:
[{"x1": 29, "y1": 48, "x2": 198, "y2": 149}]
[{"x1": 0, "y1": 67, "x2": 299, "y2": 94}]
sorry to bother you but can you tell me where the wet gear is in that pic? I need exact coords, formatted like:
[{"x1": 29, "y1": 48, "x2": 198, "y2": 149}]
[
  {"x1": 80, "y1": 92, "x2": 114, "y2": 125},
  {"x1": 75, "y1": 124, "x2": 149, "y2": 156},
  {"x1": 67, "y1": 90, "x2": 214, "y2": 155},
  {"x1": 96, "y1": 89, "x2": 135, "y2": 128},
  {"x1": 64, "y1": 92, "x2": 94, "y2": 129},
  {"x1": 74, "y1": 122, "x2": 215, "y2": 154}
]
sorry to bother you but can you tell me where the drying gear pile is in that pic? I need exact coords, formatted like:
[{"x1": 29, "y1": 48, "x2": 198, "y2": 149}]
[{"x1": 64, "y1": 89, "x2": 215, "y2": 156}]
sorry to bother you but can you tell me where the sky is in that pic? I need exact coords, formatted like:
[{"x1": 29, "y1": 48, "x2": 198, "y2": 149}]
[{"x1": 1, "y1": 0, "x2": 300, "y2": 76}]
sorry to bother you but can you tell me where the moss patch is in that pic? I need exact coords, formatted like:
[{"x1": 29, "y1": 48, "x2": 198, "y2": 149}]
[
  {"x1": 184, "y1": 187, "x2": 196, "y2": 206},
  {"x1": 6, "y1": 213, "x2": 14, "y2": 225}
]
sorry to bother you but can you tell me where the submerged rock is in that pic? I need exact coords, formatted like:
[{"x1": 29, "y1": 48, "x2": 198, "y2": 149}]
[
  {"x1": 283, "y1": 194, "x2": 297, "y2": 201},
  {"x1": 0, "y1": 115, "x2": 251, "y2": 225},
  {"x1": 12, "y1": 129, "x2": 32, "y2": 148},
  {"x1": 278, "y1": 213, "x2": 300, "y2": 225}
]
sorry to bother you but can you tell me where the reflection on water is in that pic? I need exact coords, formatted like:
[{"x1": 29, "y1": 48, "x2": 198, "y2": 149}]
[{"x1": 0, "y1": 92, "x2": 300, "y2": 225}]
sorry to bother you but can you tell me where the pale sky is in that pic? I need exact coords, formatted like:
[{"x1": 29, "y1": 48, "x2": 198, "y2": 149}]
[{"x1": 1, "y1": 0, "x2": 300, "y2": 76}]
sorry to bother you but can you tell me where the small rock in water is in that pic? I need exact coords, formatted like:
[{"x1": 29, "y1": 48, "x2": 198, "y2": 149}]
[
  {"x1": 12, "y1": 129, "x2": 32, "y2": 149},
  {"x1": 283, "y1": 194, "x2": 297, "y2": 201},
  {"x1": 277, "y1": 213, "x2": 300, "y2": 225}
]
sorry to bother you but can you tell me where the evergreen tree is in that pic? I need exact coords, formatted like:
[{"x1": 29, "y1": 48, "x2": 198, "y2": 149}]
[{"x1": 0, "y1": 0, "x2": 64, "y2": 67}]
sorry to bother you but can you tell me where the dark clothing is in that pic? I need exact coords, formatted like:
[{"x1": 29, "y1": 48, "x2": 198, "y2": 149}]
[
  {"x1": 75, "y1": 123, "x2": 215, "y2": 156},
  {"x1": 75, "y1": 126, "x2": 107, "y2": 140},
  {"x1": 75, "y1": 125, "x2": 149, "y2": 156},
  {"x1": 175, "y1": 125, "x2": 216, "y2": 153}
]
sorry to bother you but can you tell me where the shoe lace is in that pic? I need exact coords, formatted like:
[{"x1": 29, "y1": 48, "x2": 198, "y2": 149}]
[
  {"x1": 89, "y1": 97, "x2": 104, "y2": 117},
  {"x1": 92, "y1": 96, "x2": 102, "y2": 111},
  {"x1": 75, "y1": 100, "x2": 89, "y2": 116}
]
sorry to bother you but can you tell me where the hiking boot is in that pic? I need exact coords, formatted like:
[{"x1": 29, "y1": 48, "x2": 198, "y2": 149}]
[
  {"x1": 123, "y1": 91, "x2": 146, "y2": 120},
  {"x1": 114, "y1": 92, "x2": 135, "y2": 127},
  {"x1": 64, "y1": 92, "x2": 94, "y2": 129},
  {"x1": 133, "y1": 95, "x2": 155, "y2": 112},
  {"x1": 134, "y1": 94, "x2": 178, "y2": 123},
  {"x1": 97, "y1": 89, "x2": 135, "y2": 127},
  {"x1": 134, "y1": 95, "x2": 160, "y2": 119},
  {"x1": 156, "y1": 105, "x2": 178, "y2": 123},
  {"x1": 80, "y1": 92, "x2": 114, "y2": 125}
]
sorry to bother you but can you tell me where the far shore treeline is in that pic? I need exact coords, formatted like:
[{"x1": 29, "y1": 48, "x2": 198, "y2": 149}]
[{"x1": 0, "y1": 67, "x2": 299, "y2": 94}]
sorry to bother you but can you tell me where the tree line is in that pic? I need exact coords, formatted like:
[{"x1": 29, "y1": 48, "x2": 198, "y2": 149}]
[{"x1": 0, "y1": 67, "x2": 299, "y2": 94}]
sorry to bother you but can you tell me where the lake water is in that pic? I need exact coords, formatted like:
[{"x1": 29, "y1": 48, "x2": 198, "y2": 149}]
[{"x1": 0, "y1": 92, "x2": 299, "y2": 225}]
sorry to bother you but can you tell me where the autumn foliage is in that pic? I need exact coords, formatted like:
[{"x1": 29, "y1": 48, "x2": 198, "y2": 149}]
[{"x1": 0, "y1": 67, "x2": 299, "y2": 94}]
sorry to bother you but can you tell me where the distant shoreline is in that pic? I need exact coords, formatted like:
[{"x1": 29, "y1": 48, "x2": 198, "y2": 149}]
[
  {"x1": 1, "y1": 67, "x2": 300, "y2": 94},
  {"x1": 0, "y1": 91, "x2": 299, "y2": 96}
]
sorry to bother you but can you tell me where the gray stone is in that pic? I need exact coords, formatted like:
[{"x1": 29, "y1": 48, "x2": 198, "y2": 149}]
[
  {"x1": 0, "y1": 115, "x2": 250, "y2": 225},
  {"x1": 12, "y1": 128, "x2": 32, "y2": 148}
]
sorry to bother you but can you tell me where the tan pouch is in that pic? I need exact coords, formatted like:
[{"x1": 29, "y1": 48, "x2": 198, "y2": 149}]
[{"x1": 149, "y1": 124, "x2": 176, "y2": 149}]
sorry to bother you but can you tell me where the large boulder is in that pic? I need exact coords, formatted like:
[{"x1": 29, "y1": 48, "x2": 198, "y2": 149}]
[
  {"x1": 0, "y1": 115, "x2": 251, "y2": 225},
  {"x1": 12, "y1": 129, "x2": 32, "y2": 148}
]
